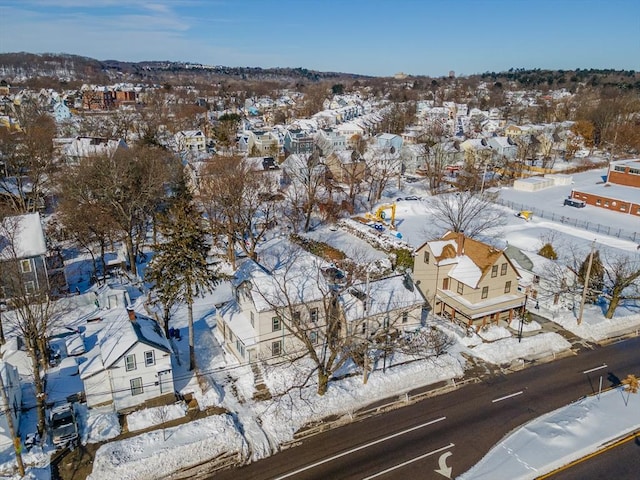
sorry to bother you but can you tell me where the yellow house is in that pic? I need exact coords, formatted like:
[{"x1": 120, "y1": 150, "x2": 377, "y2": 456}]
[
  {"x1": 505, "y1": 125, "x2": 523, "y2": 138},
  {"x1": 413, "y1": 231, "x2": 526, "y2": 329}
]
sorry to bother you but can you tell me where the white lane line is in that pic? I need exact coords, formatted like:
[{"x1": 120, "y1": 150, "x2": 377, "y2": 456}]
[
  {"x1": 273, "y1": 416, "x2": 447, "y2": 480},
  {"x1": 492, "y1": 390, "x2": 524, "y2": 403},
  {"x1": 362, "y1": 443, "x2": 455, "y2": 480},
  {"x1": 583, "y1": 364, "x2": 608, "y2": 374}
]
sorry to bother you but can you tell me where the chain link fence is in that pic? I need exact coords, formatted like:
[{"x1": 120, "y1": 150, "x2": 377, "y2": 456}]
[{"x1": 496, "y1": 199, "x2": 639, "y2": 243}]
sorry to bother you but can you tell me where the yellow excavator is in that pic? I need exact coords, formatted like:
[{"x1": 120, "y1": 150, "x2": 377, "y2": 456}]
[{"x1": 364, "y1": 203, "x2": 397, "y2": 229}]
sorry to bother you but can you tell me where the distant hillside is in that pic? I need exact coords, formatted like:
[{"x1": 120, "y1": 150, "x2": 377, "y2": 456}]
[{"x1": 0, "y1": 52, "x2": 370, "y2": 87}]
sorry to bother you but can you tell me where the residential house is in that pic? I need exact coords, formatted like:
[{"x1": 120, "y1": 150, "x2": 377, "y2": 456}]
[
  {"x1": 0, "y1": 212, "x2": 67, "y2": 298},
  {"x1": 79, "y1": 307, "x2": 174, "y2": 412},
  {"x1": 339, "y1": 274, "x2": 426, "y2": 339},
  {"x1": 324, "y1": 150, "x2": 367, "y2": 184},
  {"x1": 216, "y1": 239, "x2": 330, "y2": 364},
  {"x1": 400, "y1": 143, "x2": 427, "y2": 175},
  {"x1": 569, "y1": 159, "x2": 640, "y2": 216},
  {"x1": 81, "y1": 86, "x2": 115, "y2": 110},
  {"x1": 174, "y1": 130, "x2": 206, "y2": 153},
  {"x1": 52, "y1": 101, "x2": 71, "y2": 122},
  {"x1": 487, "y1": 136, "x2": 517, "y2": 160},
  {"x1": 0, "y1": 361, "x2": 21, "y2": 449},
  {"x1": 314, "y1": 129, "x2": 347, "y2": 156},
  {"x1": 460, "y1": 138, "x2": 492, "y2": 166},
  {"x1": 375, "y1": 133, "x2": 403, "y2": 154},
  {"x1": 246, "y1": 130, "x2": 280, "y2": 157},
  {"x1": 413, "y1": 231, "x2": 526, "y2": 328},
  {"x1": 283, "y1": 129, "x2": 315, "y2": 156},
  {"x1": 62, "y1": 136, "x2": 127, "y2": 164},
  {"x1": 217, "y1": 239, "x2": 425, "y2": 367}
]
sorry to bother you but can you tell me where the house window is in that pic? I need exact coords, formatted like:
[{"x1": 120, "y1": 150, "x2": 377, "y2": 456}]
[
  {"x1": 457, "y1": 282, "x2": 464, "y2": 294},
  {"x1": 533, "y1": 275, "x2": 540, "y2": 285},
  {"x1": 271, "y1": 340, "x2": 282, "y2": 356},
  {"x1": 24, "y1": 281, "x2": 35, "y2": 295},
  {"x1": 604, "y1": 201, "x2": 609, "y2": 207},
  {"x1": 130, "y1": 377, "x2": 143, "y2": 396},
  {"x1": 309, "y1": 331, "x2": 318, "y2": 345},
  {"x1": 442, "y1": 278, "x2": 449, "y2": 290},
  {"x1": 125, "y1": 354, "x2": 136, "y2": 371},
  {"x1": 501, "y1": 263, "x2": 508, "y2": 276},
  {"x1": 250, "y1": 311, "x2": 254, "y2": 328},
  {"x1": 402, "y1": 312, "x2": 408, "y2": 324},
  {"x1": 236, "y1": 339, "x2": 245, "y2": 358},
  {"x1": 310, "y1": 308, "x2": 319, "y2": 323},
  {"x1": 596, "y1": 199, "x2": 601, "y2": 205},
  {"x1": 491, "y1": 265, "x2": 498, "y2": 277},
  {"x1": 272, "y1": 316, "x2": 281, "y2": 332},
  {"x1": 482, "y1": 286, "x2": 489, "y2": 299},
  {"x1": 424, "y1": 251, "x2": 430, "y2": 264},
  {"x1": 144, "y1": 351, "x2": 155, "y2": 367},
  {"x1": 504, "y1": 281, "x2": 512, "y2": 293},
  {"x1": 293, "y1": 311, "x2": 301, "y2": 323},
  {"x1": 20, "y1": 259, "x2": 32, "y2": 273}
]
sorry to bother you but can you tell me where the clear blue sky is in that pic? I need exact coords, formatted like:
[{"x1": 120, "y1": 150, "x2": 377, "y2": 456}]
[{"x1": 1, "y1": 0, "x2": 638, "y2": 77}]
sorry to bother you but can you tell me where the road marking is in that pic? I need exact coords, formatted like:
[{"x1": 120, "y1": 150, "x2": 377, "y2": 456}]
[
  {"x1": 582, "y1": 364, "x2": 608, "y2": 374},
  {"x1": 362, "y1": 444, "x2": 454, "y2": 480},
  {"x1": 492, "y1": 390, "x2": 524, "y2": 403},
  {"x1": 273, "y1": 416, "x2": 447, "y2": 480},
  {"x1": 434, "y1": 451, "x2": 453, "y2": 479}
]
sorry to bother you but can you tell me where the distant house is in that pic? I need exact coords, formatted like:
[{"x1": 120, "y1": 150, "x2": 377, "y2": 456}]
[
  {"x1": 324, "y1": 150, "x2": 367, "y2": 184},
  {"x1": 174, "y1": 130, "x2": 206, "y2": 153},
  {"x1": 246, "y1": 130, "x2": 280, "y2": 157},
  {"x1": 487, "y1": 136, "x2": 517, "y2": 159},
  {"x1": 0, "y1": 212, "x2": 67, "y2": 299},
  {"x1": 62, "y1": 136, "x2": 127, "y2": 164},
  {"x1": 52, "y1": 101, "x2": 71, "y2": 122},
  {"x1": 569, "y1": 159, "x2": 640, "y2": 216},
  {"x1": 314, "y1": 129, "x2": 347, "y2": 156},
  {"x1": 283, "y1": 129, "x2": 315, "y2": 156},
  {"x1": 0, "y1": 361, "x2": 21, "y2": 449},
  {"x1": 79, "y1": 307, "x2": 174, "y2": 412},
  {"x1": 375, "y1": 133, "x2": 403, "y2": 153},
  {"x1": 413, "y1": 231, "x2": 526, "y2": 328}
]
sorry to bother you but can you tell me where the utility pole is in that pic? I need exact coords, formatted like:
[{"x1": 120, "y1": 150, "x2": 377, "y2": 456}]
[
  {"x1": 0, "y1": 362, "x2": 25, "y2": 476},
  {"x1": 578, "y1": 240, "x2": 597, "y2": 325}
]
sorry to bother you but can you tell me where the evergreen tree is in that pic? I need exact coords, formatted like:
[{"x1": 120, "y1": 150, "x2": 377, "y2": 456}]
[{"x1": 146, "y1": 200, "x2": 222, "y2": 370}]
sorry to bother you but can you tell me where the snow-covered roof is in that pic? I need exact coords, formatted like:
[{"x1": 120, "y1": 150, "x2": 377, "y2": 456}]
[
  {"x1": 340, "y1": 275, "x2": 425, "y2": 322},
  {"x1": 0, "y1": 212, "x2": 46, "y2": 259},
  {"x1": 80, "y1": 307, "x2": 171, "y2": 378},
  {"x1": 234, "y1": 238, "x2": 330, "y2": 312}
]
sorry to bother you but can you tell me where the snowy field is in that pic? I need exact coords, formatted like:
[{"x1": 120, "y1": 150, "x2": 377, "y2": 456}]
[{"x1": 1, "y1": 168, "x2": 639, "y2": 480}]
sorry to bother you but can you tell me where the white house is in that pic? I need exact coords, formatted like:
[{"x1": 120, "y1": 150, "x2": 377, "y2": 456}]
[
  {"x1": 0, "y1": 361, "x2": 21, "y2": 448},
  {"x1": 79, "y1": 307, "x2": 173, "y2": 412},
  {"x1": 174, "y1": 130, "x2": 206, "y2": 153}
]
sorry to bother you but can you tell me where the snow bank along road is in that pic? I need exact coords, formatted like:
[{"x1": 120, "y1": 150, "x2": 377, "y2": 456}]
[{"x1": 210, "y1": 336, "x2": 640, "y2": 480}]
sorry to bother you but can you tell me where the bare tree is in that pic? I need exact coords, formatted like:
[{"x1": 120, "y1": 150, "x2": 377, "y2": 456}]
[
  {"x1": 198, "y1": 156, "x2": 279, "y2": 268},
  {"x1": 602, "y1": 254, "x2": 640, "y2": 319},
  {"x1": 281, "y1": 152, "x2": 327, "y2": 232},
  {"x1": 58, "y1": 146, "x2": 172, "y2": 277},
  {"x1": 364, "y1": 146, "x2": 401, "y2": 206},
  {"x1": 430, "y1": 191, "x2": 506, "y2": 238}
]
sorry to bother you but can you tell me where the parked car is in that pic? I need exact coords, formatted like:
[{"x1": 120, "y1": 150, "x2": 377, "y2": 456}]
[
  {"x1": 564, "y1": 198, "x2": 586, "y2": 208},
  {"x1": 49, "y1": 403, "x2": 78, "y2": 449}
]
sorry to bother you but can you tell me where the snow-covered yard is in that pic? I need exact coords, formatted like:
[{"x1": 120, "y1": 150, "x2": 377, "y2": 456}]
[{"x1": 0, "y1": 168, "x2": 638, "y2": 480}]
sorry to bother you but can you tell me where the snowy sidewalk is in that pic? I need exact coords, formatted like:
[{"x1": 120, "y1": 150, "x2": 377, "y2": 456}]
[{"x1": 459, "y1": 386, "x2": 640, "y2": 479}]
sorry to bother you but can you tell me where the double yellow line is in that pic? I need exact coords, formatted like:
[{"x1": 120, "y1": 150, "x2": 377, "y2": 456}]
[{"x1": 537, "y1": 430, "x2": 640, "y2": 479}]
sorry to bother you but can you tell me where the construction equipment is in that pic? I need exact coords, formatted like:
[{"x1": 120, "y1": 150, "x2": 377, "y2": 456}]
[
  {"x1": 365, "y1": 203, "x2": 397, "y2": 229},
  {"x1": 515, "y1": 210, "x2": 533, "y2": 221}
]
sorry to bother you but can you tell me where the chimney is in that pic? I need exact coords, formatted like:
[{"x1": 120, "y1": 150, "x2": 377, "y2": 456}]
[
  {"x1": 126, "y1": 306, "x2": 136, "y2": 322},
  {"x1": 457, "y1": 231, "x2": 464, "y2": 256}
]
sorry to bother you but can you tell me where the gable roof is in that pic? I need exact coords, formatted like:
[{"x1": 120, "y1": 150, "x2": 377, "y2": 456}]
[
  {"x1": 80, "y1": 307, "x2": 171, "y2": 378},
  {"x1": 419, "y1": 231, "x2": 515, "y2": 288}
]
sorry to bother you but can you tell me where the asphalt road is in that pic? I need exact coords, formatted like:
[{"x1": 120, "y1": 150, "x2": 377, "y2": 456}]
[
  {"x1": 547, "y1": 432, "x2": 640, "y2": 479},
  {"x1": 210, "y1": 336, "x2": 640, "y2": 480}
]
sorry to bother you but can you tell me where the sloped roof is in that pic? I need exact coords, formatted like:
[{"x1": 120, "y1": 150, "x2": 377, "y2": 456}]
[
  {"x1": 84, "y1": 308, "x2": 171, "y2": 374},
  {"x1": 340, "y1": 275, "x2": 425, "y2": 323},
  {"x1": 0, "y1": 212, "x2": 46, "y2": 260}
]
